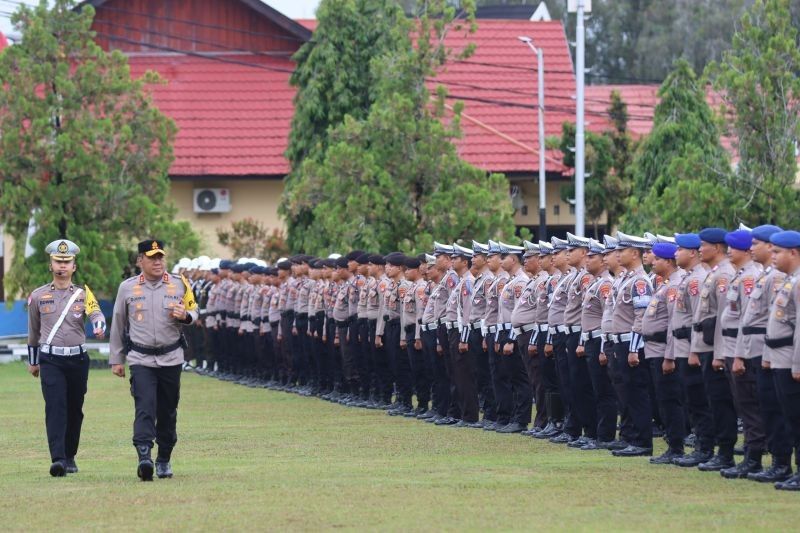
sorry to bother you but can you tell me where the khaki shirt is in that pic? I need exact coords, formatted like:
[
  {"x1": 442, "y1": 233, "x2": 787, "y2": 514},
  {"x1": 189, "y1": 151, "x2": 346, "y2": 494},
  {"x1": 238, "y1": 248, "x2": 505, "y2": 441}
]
[
  {"x1": 720, "y1": 261, "x2": 760, "y2": 358},
  {"x1": 28, "y1": 283, "x2": 105, "y2": 348},
  {"x1": 670, "y1": 263, "x2": 707, "y2": 358},
  {"x1": 469, "y1": 270, "x2": 493, "y2": 325},
  {"x1": 564, "y1": 269, "x2": 593, "y2": 327},
  {"x1": 376, "y1": 277, "x2": 403, "y2": 336},
  {"x1": 547, "y1": 268, "x2": 576, "y2": 328},
  {"x1": 109, "y1": 273, "x2": 198, "y2": 367},
  {"x1": 691, "y1": 259, "x2": 736, "y2": 355},
  {"x1": 738, "y1": 266, "x2": 784, "y2": 360},
  {"x1": 581, "y1": 272, "x2": 612, "y2": 333},
  {"x1": 611, "y1": 266, "x2": 652, "y2": 351},
  {"x1": 483, "y1": 270, "x2": 509, "y2": 327},
  {"x1": 764, "y1": 267, "x2": 800, "y2": 371},
  {"x1": 499, "y1": 269, "x2": 529, "y2": 324},
  {"x1": 642, "y1": 270, "x2": 681, "y2": 360}
]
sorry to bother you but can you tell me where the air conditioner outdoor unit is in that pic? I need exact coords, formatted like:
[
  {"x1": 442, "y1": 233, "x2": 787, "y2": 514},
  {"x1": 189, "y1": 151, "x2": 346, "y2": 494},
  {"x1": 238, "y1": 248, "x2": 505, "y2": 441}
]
[{"x1": 193, "y1": 188, "x2": 231, "y2": 213}]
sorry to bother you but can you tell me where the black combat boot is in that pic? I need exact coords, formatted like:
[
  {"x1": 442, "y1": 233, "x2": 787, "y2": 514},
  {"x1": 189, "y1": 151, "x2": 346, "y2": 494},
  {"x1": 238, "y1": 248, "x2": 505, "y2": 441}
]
[{"x1": 136, "y1": 445, "x2": 154, "y2": 482}]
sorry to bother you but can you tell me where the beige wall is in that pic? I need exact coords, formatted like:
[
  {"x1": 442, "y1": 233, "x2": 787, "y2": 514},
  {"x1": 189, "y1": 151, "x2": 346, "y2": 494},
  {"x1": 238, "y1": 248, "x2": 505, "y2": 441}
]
[
  {"x1": 171, "y1": 179, "x2": 285, "y2": 258},
  {"x1": 512, "y1": 179, "x2": 607, "y2": 228}
]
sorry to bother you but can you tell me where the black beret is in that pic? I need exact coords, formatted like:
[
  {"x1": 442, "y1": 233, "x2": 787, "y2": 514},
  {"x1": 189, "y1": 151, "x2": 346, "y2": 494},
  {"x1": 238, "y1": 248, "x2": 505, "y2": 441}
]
[
  {"x1": 387, "y1": 254, "x2": 406, "y2": 267},
  {"x1": 335, "y1": 257, "x2": 349, "y2": 269},
  {"x1": 344, "y1": 250, "x2": 364, "y2": 261},
  {"x1": 369, "y1": 254, "x2": 385, "y2": 265},
  {"x1": 356, "y1": 253, "x2": 371, "y2": 265},
  {"x1": 404, "y1": 257, "x2": 421, "y2": 269},
  {"x1": 277, "y1": 260, "x2": 292, "y2": 271}
]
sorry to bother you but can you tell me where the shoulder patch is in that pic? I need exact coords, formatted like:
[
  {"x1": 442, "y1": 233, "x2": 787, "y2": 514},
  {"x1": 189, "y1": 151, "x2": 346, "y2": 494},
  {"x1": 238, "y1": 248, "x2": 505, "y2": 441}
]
[
  {"x1": 599, "y1": 281, "x2": 612, "y2": 298},
  {"x1": 742, "y1": 277, "x2": 755, "y2": 296},
  {"x1": 635, "y1": 280, "x2": 649, "y2": 296},
  {"x1": 447, "y1": 274, "x2": 457, "y2": 289},
  {"x1": 580, "y1": 274, "x2": 592, "y2": 289},
  {"x1": 718, "y1": 277, "x2": 728, "y2": 294},
  {"x1": 514, "y1": 283, "x2": 523, "y2": 298}
]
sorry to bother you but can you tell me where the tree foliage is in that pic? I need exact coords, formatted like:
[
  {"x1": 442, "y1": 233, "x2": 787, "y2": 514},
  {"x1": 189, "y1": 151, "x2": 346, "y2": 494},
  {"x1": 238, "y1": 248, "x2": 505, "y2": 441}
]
[
  {"x1": 282, "y1": 0, "x2": 516, "y2": 255},
  {"x1": 280, "y1": 0, "x2": 408, "y2": 251},
  {"x1": 0, "y1": 0, "x2": 199, "y2": 298},
  {"x1": 621, "y1": 60, "x2": 738, "y2": 233},
  {"x1": 707, "y1": 0, "x2": 800, "y2": 226},
  {"x1": 217, "y1": 218, "x2": 289, "y2": 263}
]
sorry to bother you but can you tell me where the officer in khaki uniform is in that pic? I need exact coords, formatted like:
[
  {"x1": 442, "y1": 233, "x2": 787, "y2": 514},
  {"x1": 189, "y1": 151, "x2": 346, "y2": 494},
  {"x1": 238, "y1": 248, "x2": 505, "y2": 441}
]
[
  {"x1": 109, "y1": 240, "x2": 198, "y2": 481},
  {"x1": 28, "y1": 239, "x2": 106, "y2": 477}
]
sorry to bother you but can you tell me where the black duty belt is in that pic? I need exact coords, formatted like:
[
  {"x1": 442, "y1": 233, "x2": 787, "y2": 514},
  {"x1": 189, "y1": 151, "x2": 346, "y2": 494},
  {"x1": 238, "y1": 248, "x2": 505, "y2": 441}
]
[
  {"x1": 644, "y1": 331, "x2": 667, "y2": 343},
  {"x1": 315, "y1": 311, "x2": 325, "y2": 319},
  {"x1": 296, "y1": 312, "x2": 309, "y2": 320},
  {"x1": 336, "y1": 319, "x2": 351, "y2": 328},
  {"x1": 270, "y1": 320, "x2": 280, "y2": 327},
  {"x1": 130, "y1": 340, "x2": 182, "y2": 356},
  {"x1": 228, "y1": 312, "x2": 240, "y2": 319},
  {"x1": 404, "y1": 324, "x2": 416, "y2": 334},
  {"x1": 764, "y1": 336, "x2": 793, "y2": 349},
  {"x1": 672, "y1": 326, "x2": 691, "y2": 340},
  {"x1": 722, "y1": 328, "x2": 738, "y2": 338},
  {"x1": 742, "y1": 326, "x2": 766, "y2": 335},
  {"x1": 281, "y1": 310, "x2": 295, "y2": 318},
  {"x1": 252, "y1": 318, "x2": 261, "y2": 326},
  {"x1": 386, "y1": 318, "x2": 401, "y2": 327}
]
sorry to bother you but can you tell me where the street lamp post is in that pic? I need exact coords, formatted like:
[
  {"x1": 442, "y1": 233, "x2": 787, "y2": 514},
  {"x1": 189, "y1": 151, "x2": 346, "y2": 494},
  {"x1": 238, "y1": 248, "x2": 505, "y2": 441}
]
[
  {"x1": 518, "y1": 36, "x2": 547, "y2": 241},
  {"x1": 574, "y1": 0, "x2": 586, "y2": 236}
]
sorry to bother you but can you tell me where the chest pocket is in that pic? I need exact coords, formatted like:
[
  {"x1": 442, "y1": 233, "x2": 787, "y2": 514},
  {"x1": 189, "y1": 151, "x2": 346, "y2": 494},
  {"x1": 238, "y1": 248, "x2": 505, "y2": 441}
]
[
  {"x1": 404, "y1": 294, "x2": 415, "y2": 313},
  {"x1": 38, "y1": 299, "x2": 57, "y2": 315},
  {"x1": 700, "y1": 283, "x2": 712, "y2": 313},
  {"x1": 163, "y1": 294, "x2": 182, "y2": 312},
  {"x1": 749, "y1": 286, "x2": 764, "y2": 312},
  {"x1": 773, "y1": 288, "x2": 793, "y2": 323},
  {"x1": 70, "y1": 298, "x2": 86, "y2": 316}
]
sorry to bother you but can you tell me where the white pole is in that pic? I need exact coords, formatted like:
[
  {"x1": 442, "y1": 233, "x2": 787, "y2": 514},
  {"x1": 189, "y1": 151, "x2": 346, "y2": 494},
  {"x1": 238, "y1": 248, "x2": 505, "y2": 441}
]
[
  {"x1": 574, "y1": 0, "x2": 586, "y2": 237},
  {"x1": 536, "y1": 46, "x2": 547, "y2": 241}
]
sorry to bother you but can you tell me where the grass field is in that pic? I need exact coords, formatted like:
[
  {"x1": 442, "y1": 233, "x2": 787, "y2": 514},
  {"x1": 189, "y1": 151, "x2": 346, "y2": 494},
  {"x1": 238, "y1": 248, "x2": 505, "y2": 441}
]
[{"x1": 0, "y1": 362, "x2": 796, "y2": 532}]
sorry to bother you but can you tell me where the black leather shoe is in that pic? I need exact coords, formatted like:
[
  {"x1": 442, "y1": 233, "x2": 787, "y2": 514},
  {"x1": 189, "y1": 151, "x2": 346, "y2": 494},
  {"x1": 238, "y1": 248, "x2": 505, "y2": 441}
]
[
  {"x1": 496, "y1": 422, "x2": 526, "y2": 434},
  {"x1": 567, "y1": 436, "x2": 590, "y2": 448},
  {"x1": 775, "y1": 473, "x2": 800, "y2": 491},
  {"x1": 599, "y1": 440, "x2": 629, "y2": 451},
  {"x1": 748, "y1": 463, "x2": 792, "y2": 483},
  {"x1": 673, "y1": 449, "x2": 714, "y2": 467},
  {"x1": 612, "y1": 445, "x2": 653, "y2": 457},
  {"x1": 156, "y1": 461, "x2": 173, "y2": 479},
  {"x1": 483, "y1": 421, "x2": 501, "y2": 431},
  {"x1": 535, "y1": 424, "x2": 561, "y2": 439},
  {"x1": 698, "y1": 454, "x2": 735, "y2": 472},
  {"x1": 434, "y1": 416, "x2": 458, "y2": 426},
  {"x1": 650, "y1": 449, "x2": 684, "y2": 465},
  {"x1": 136, "y1": 445, "x2": 154, "y2": 481},
  {"x1": 65, "y1": 458, "x2": 78, "y2": 474},
  {"x1": 579, "y1": 439, "x2": 600, "y2": 451},
  {"x1": 549, "y1": 432, "x2": 573, "y2": 444},
  {"x1": 467, "y1": 421, "x2": 485, "y2": 429},
  {"x1": 417, "y1": 410, "x2": 436, "y2": 420},
  {"x1": 403, "y1": 408, "x2": 422, "y2": 418},
  {"x1": 425, "y1": 414, "x2": 442, "y2": 423},
  {"x1": 388, "y1": 405, "x2": 412, "y2": 416},
  {"x1": 50, "y1": 461, "x2": 67, "y2": 477},
  {"x1": 721, "y1": 458, "x2": 762, "y2": 479}
]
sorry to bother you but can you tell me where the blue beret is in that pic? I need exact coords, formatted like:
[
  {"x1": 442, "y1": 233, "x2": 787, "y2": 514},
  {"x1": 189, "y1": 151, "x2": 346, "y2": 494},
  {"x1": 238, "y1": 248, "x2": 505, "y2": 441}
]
[
  {"x1": 652, "y1": 243, "x2": 678, "y2": 260},
  {"x1": 770, "y1": 230, "x2": 800, "y2": 249},
  {"x1": 751, "y1": 224, "x2": 783, "y2": 243},
  {"x1": 674, "y1": 233, "x2": 701, "y2": 249},
  {"x1": 698, "y1": 227, "x2": 728, "y2": 244},
  {"x1": 219, "y1": 260, "x2": 233, "y2": 270},
  {"x1": 724, "y1": 230, "x2": 752, "y2": 251}
]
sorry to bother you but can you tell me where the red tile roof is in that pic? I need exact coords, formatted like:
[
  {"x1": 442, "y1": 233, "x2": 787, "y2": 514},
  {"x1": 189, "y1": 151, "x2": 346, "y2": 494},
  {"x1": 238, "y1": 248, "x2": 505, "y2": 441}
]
[
  {"x1": 125, "y1": 19, "x2": 575, "y2": 177},
  {"x1": 584, "y1": 85, "x2": 658, "y2": 138}
]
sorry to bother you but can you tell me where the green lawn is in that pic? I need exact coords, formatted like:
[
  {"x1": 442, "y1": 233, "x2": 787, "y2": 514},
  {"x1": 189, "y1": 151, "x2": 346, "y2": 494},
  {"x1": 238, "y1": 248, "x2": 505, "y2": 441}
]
[{"x1": 0, "y1": 362, "x2": 795, "y2": 532}]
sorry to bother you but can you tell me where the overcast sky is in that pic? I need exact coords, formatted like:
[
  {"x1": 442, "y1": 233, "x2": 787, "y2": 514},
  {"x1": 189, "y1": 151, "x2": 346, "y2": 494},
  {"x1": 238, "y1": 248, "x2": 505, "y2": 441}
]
[{"x1": 0, "y1": 0, "x2": 322, "y2": 40}]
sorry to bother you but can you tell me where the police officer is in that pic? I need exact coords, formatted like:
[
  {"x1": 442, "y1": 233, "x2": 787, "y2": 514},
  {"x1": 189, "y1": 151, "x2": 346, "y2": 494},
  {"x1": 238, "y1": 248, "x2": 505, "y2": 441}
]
[
  {"x1": 27, "y1": 239, "x2": 106, "y2": 477},
  {"x1": 765, "y1": 230, "x2": 800, "y2": 491},
  {"x1": 109, "y1": 240, "x2": 198, "y2": 481}
]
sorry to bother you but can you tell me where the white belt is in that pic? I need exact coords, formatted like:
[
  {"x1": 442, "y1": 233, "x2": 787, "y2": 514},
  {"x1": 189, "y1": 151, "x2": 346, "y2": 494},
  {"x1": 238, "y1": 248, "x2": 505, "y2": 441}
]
[
  {"x1": 609, "y1": 333, "x2": 632, "y2": 343},
  {"x1": 512, "y1": 323, "x2": 539, "y2": 335},
  {"x1": 487, "y1": 325, "x2": 498, "y2": 334},
  {"x1": 468, "y1": 320, "x2": 483, "y2": 331},
  {"x1": 537, "y1": 324, "x2": 549, "y2": 332},
  {"x1": 421, "y1": 322, "x2": 438, "y2": 332},
  {"x1": 496, "y1": 323, "x2": 513, "y2": 332},
  {"x1": 444, "y1": 321, "x2": 459, "y2": 330},
  {"x1": 581, "y1": 329, "x2": 603, "y2": 342},
  {"x1": 548, "y1": 327, "x2": 557, "y2": 335},
  {"x1": 40, "y1": 344, "x2": 85, "y2": 356},
  {"x1": 557, "y1": 325, "x2": 581, "y2": 334}
]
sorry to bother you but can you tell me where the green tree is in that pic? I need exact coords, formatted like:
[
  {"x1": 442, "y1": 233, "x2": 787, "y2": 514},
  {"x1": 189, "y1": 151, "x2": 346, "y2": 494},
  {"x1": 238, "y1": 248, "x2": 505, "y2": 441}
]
[
  {"x1": 707, "y1": 0, "x2": 800, "y2": 226},
  {"x1": 0, "y1": 0, "x2": 198, "y2": 299},
  {"x1": 621, "y1": 59, "x2": 738, "y2": 233},
  {"x1": 281, "y1": 0, "x2": 407, "y2": 251},
  {"x1": 292, "y1": 0, "x2": 516, "y2": 255}
]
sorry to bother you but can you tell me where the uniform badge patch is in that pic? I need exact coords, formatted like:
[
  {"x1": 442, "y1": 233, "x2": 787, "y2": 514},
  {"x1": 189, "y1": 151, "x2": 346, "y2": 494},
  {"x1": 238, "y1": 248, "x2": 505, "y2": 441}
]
[
  {"x1": 514, "y1": 283, "x2": 523, "y2": 298},
  {"x1": 667, "y1": 287, "x2": 677, "y2": 302},
  {"x1": 718, "y1": 278, "x2": 728, "y2": 294},
  {"x1": 635, "y1": 280, "x2": 649, "y2": 296},
  {"x1": 580, "y1": 274, "x2": 592, "y2": 289},
  {"x1": 599, "y1": 283, "x2": 611, "y2": 298},
  {"x1": 447, "y1": 275, "x2": 456, "y2": 289},
  {"x1": 688, "y1": 279, "x2": 700, "y2": 296},
  {"x1": 742, "y1": 277, "x2": 754, "y2": 296}
]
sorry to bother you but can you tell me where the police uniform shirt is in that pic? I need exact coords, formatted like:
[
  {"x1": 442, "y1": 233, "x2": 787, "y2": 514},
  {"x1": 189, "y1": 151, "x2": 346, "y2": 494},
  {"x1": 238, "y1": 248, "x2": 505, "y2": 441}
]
[
  {"x1": 737, "y1": 266, "x2": 784, "y2": 360},
  {"x1": 400, "y1": 279, "x2": 417, "y2": 332},
  {"x1": 499, "y1": 269, "x2": 529, "y2": 324},
  {"x1": 332, "y1": 278, "x2": 351, "y2": 324},
  {"x1": 690, "y1": 259, "x2": 736, "y2": 354},
  {"x1": 610, "y1": 266, "x2": 653, "y2": 352},
  {"x1": 225, "y1": 282, "x2": 242, "y2": 328},
  {"x1": 376, "y1": 277, "x2": 403, "y2": 336},
  {"x1": 642, "y1": 269, "x2": 682, "y2": 359},
  {"x1": 109, "y1": 273, "x2": 198, "y2": 367},
  {"x1": 239, "y1": 282, "x2": 256, "y2": 332},
  {"x1": 28, "y1": 283, "x2": 105, "y2": 350},
  {"x1": 469, "y1": 269, "x2": 494, "y2": 332},
  {"x1": 421, "y1": 279, "x2": 437, "y2": 327},
  {"x1": 764, "y1": 266, "x2": 800, "y2": 372},
  {"x1": 669, "y1": 264, "x2": 706, "y2": 359},
  {"x1": 484, "y1": 270, "x2": 510, "y2": 329},
  {"x1": 433, "y1": 269, "x2": 459, "y2": 322},
  {"x1": 347, "y1": 276, "x2": 361, "y2": 318},
  {"x1": 564, "y1": 268, "x2": 593, "y2": 327},
  {"x1": 601, "y1": 269, "x2": 626, "y2": 335},
  {"x1": 444, "y1": 271, "x2": 471, "y2": 324},
  {"x1": 409, "y1": 278, "x2": 429, "y2": 340},
  {"x1": 295, "y1": 276, "x2": 313, "y2": 316},
  {"x1": 366, "y1": 275, "x2": 389, "y2": 321},
  {"x1": 547, "y1": 267, "x2": 576, "y2": 329},
  {"x1": 357, "y1": 275, "x2": 372, "y2": 319},
  {"x1": 581, "y1": 272, "x2": 612, "y2": 334},
  {"x1": 720, "y1": 260, "x2": 760, "y2": 358},
  {"x1": 510, "y1": 275, "x2": 539, "y2": 328}
]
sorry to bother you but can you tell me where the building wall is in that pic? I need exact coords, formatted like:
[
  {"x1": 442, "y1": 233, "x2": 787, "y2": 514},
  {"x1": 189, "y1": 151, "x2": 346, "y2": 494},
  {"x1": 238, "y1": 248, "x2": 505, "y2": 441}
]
[
  {"x1": 512, "y1": 178, "x2": 608, "y2": 227},
  {"x1": 171, "y1": 178, "x2": 285, "y2": 258}
]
